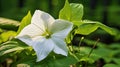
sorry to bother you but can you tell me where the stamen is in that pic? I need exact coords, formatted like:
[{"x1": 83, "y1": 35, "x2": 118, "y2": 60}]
[{"x1": 45, "y1": 33, "x2": 51, "y2": 39}]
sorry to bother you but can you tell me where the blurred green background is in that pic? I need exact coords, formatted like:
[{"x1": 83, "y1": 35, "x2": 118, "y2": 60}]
[
  {"x1": 0, "y1": 0, "x2": 120, "y2": 29},
  {"x1": 0, "y1": 0, "x2": 120, "y2": 44},
  {"x1": 0, "y1": 0, "x2": 120, "y2": 66}
]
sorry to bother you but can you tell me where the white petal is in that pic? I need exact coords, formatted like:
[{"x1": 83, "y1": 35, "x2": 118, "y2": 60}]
[
  {"x1": 32, "y1": 38, "x2": 54, "y2": 62},
  {"x1": 16, "y1": 36, "x2": 44, "y2": 46},
  {"x1": 32, "y1": 10, "x2": 55, "y2": 30},
  {"x1": 16, "y1": 24, "x2": 44, "y2": 46},
  {"x1": 50, "y1": 19, "x2": 73, "y2": 39},
  {"x1": 17, "y1": 24, "x2": 44, "y2": 37},
  {"x1": 52, "y1": 37, "x2": 68, "y2": 56}
]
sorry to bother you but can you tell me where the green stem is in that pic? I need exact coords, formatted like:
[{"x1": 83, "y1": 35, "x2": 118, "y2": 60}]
[
  {"x1": 78, "y1": 37, "x2": 84, "y2": 52},
  {"x1": 84, "y1": 38, "x2": 100, "y2": 67}
]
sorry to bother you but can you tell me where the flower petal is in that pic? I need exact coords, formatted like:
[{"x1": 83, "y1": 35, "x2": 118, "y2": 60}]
[
  {"x1": 50, "y1": 19, "x2": 73, "y2": 39},
  {"x1": 17, "y1": 24, "x2": 44, "y2": 37},
  {"x1": 32, "y1": 38, "x2": 54, "y2": 62},
  {"x1": 32, "y1": 10, "x2": 55, "y2": 30},
  {"x1": 16, "y1": 24, "x2": 44, "y2": 46},
  {"x1": 52, "y1": 37, "x2": 68, "y2": 56}
]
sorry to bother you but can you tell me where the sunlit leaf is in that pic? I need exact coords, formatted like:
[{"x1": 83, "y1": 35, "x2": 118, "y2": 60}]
[
  {"x1": 70, "y1": 3, "x2": 83, "y2": 21},
  {"x1": 59, "y1": 0, "x2": 71, "y2": 21},
  {"x1": 75, "y1": 22, "x2": 98, "y2": 35},
  {"x1": 0, "y1": 28, "x2": 3, "y2": 33},
  {"x1": 17, "y1": 11, "x2": 31, "y2": 34},
  {"x1": 59, "y1": 0, "x2": 83, "y2": 26},
  {"x1": 0, "y1": 31, "x2": 16, "y2": 42},
  {"x1": 75, "y1": 20, "x2": 117, "y2": 35}
]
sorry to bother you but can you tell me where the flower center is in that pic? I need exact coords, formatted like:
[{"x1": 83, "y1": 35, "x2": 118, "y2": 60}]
[
  {"x1": 42, "y1": 30, "x2": 51, "y2": 39},
  {"x1": 45, "y1": 33, "x2": 51, "y2": 39}
]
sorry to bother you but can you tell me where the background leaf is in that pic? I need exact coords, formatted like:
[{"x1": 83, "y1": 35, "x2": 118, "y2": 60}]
[
  {"x1": 103, "y1": 64, "x2": 120, "y2": 67},
  {"x1": 0, "y1": 17, "x2": 19, "y2": 31},
  {"x1": 17, "y1": 11, "x2": 31, "y2": 34},
  {"x1": 59, "y1": 0, "x2": 71, "y2": 21},
  {"x1": 0, "y1": 31, "x2": 16, "y2": 42},
  {"x1": 35, "y1": 54, "x2": 78, "y2": 67},
  {"x1": 0, "y1": 39, "x2": 28, "y2": 56},
  {"x1": 59, "y1": 0, "x2": 83, "y2": 26}
]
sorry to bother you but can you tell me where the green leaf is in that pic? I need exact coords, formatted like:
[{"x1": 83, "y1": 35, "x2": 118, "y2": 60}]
[
  {"x1": 17, "y1": 11, "x2": 31, "y2": 34},
  {"x1": 75, "y1": 20, "x2": 117, "y2": 35},
  {"x1": 59, "y1": 0, "x2": 83, "y2": 26},
  {"x1": 66, "y1": 30, "x2": 74, "y2": 44},
  {"x1": 80, "y1": 57, "x2": 95, "y2": 64},
  {"x1": 0, "y1": 39, "x2": 28, "y2": 56},
  {"x1": 103, "y1": 64, "x2": 120, "y2": 67},
  {"x1": 93, "y1": 47, "x2": 114, "y2": 62},
  {"x1": 70, "y1": 3, "x2": 83, "y2": 21},
  {"x1": 113, "y1": 58, "x2": 120, "y2": 64},
  {"x1": 11, "y1": 54, "x2": 78, "y2": 67},
  {"x1": 12, "y1": 56, "x2": 36, "y2": 67},
  {"x1": 35, "y1": 54, "x2": 78, "y2": 67},
  {"x1": 0, "y1": 17, "x2": 19, "y2": 30},
  {"x1": 109, "y1": 43, "x2": 120, "y2": 49},
  {"x1": 0, "y1": 28, "x2": 3, "y2": 33},
  {"x1": 59, "y1": 0, "x2": 71, "y2": 21},
  {"x1": 0, "y1": 31, "x2": 17, "y2": 42},
  {"x1": 76, "y1": 22, "x2": 98, "y2": 35}
]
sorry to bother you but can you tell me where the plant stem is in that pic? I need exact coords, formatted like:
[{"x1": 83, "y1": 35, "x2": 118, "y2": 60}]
[
  {"x1": 78, "y1": 37, "x2": 84, "y2": 52},
  {"x1": 84, "y1": 38, "x2": 100, "y2": 67}
]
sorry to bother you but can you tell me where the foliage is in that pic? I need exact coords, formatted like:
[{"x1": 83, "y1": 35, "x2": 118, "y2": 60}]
[{"x1": 17, "y1": 11, "x2": 31, "y2": 34}]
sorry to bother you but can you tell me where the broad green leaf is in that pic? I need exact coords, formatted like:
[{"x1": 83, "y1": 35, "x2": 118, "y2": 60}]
[
  {"x1": 52, "y1": 55, "x2": 77, "y2": 67},
  {"x1": 17, "y1": 11, "x2": 31, "y2": 34},
  {"x1": 59, "y1": 0, "x2": 71, "y2": 20},
  {"x1": 70, "y1": 3, "x2": 83, "y2": 21},
  {"x1": 103, "y1": 64, "x2": 120, "y2": 67},
  {"x1": 59, "y1": 0, "x2": 83, "y2": 26},
  {"x1": 75, "y1": 23, "x2": 98, "y2": 35},
  {"x1": 35, "y1": 54, "x2": 78, "y2": 67},
  {"x1": 93, "y1": 47, "x2": 114, "y2": 62},
  {"x1": 113, "y1": 58, "x2": 120, "y2": 64},
  {"x1": 75, "y1": 20, "x2": 117, "y2": 35},
  {"x1": 97, "y1": 22, "x2": 117, "y2": 35},
  {"x1": 0, "y1": 39, "x2": 28, "y2": 56},
  {"x1": 0, "y1": 31, "x2": 17, "y2": 42},
  {"x1": 109, "y1": 43, "x2": 120, "y2": 49}
]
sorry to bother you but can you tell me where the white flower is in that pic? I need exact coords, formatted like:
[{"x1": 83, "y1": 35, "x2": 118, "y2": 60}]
[{"x1": 16, "y1": 10, "x2": 73, "y2": 62}]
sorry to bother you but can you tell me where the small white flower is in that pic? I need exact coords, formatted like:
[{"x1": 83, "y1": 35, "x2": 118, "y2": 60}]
[{"x1": 16, "y1": 10, "x2": 73, "y2": 62}]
